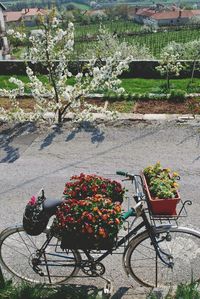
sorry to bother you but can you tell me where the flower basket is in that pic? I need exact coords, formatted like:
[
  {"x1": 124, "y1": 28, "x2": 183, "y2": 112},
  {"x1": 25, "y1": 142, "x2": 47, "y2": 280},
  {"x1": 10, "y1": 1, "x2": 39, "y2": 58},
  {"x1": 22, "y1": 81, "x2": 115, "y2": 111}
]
[
  {"x1": 142, "y1": 163, "x2": 181, "y2": 216},
  {"x1": 142, "y1": 173, "x2": 180, "y2": 216},
  {"x1": 63, "y1": 173, "x2": 125, "y2": 203},
  {"x1": 52, "y1": 194, "x2": 123, "y2": 250},
  {"x1": 60, "y1": 231, "x2": 117, "y2": 250}
]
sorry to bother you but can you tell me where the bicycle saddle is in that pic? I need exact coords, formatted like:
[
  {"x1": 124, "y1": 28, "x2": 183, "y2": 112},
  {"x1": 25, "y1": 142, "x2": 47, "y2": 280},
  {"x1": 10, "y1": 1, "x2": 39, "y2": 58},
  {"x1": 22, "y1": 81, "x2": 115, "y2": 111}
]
[{"x1": 43, "y1": 198, "x2": 63, "y2": 216}]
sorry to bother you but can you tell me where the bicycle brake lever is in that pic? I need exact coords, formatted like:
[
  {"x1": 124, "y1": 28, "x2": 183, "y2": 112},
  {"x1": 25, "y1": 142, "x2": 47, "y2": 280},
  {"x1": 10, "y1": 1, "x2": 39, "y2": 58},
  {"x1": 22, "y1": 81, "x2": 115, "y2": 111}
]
[{"x1": 122, "y1": 178, "x2": 131, "y2": 181}]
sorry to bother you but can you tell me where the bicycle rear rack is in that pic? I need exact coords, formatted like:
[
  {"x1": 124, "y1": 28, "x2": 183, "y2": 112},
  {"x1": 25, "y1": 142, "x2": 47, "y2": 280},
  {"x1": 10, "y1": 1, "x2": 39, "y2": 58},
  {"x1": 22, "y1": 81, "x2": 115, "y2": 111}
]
[{"x1": 147, "y1": 199, "x2": 192, "y2": 227}]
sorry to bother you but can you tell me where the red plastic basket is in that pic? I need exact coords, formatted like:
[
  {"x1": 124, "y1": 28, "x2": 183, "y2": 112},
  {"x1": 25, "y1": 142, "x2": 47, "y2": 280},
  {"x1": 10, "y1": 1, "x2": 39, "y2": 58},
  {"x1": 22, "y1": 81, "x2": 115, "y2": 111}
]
[{"x1": 142, "y1": 173, "x2": 181, "y2": 216}]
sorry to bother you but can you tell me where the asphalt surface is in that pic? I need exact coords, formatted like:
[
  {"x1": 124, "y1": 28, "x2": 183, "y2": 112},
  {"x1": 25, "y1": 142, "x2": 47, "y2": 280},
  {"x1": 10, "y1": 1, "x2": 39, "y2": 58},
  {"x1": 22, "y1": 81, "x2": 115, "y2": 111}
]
[{"x1": 0, "y1": 119, "x2": 200, "y2": 298}]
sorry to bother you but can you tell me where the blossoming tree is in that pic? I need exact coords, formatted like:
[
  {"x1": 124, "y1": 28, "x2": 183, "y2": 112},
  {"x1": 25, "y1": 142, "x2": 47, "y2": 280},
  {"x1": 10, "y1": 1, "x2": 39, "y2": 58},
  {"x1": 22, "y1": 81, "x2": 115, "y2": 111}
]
[
  {"x1": 183, "y1": 40, "x2": 200, "y2": 86},
  {"x1": 0, "y1": 11, "x2": 132, "y2": 124},
  {"x1": 156, "y1": 46, "x2": 184, "y2": 90},
  {"x1": 81, "y1": 26, "x2": 153, "y2": 60}
]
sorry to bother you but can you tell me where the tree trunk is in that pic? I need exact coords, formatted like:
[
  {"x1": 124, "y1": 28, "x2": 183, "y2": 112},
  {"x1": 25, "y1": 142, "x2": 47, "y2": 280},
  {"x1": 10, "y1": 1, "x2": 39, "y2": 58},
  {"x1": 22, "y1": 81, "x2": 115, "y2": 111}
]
[
  {"x1": 166, "y1": 71, "x2": 170, "y2": 90},
  {"x1": 57, "y1": 109, "x2": 62, "y2": 124},
  {"x1": 190, "y1": 59, "x2": 197, "y2": 84}
]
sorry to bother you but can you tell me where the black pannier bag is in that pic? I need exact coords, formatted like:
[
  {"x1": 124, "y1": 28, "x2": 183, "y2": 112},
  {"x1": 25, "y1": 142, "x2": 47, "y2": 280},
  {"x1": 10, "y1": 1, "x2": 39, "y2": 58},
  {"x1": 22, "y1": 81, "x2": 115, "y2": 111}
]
[{"x1": 23, "y1": 195, "x2": 49, "y2": 236}]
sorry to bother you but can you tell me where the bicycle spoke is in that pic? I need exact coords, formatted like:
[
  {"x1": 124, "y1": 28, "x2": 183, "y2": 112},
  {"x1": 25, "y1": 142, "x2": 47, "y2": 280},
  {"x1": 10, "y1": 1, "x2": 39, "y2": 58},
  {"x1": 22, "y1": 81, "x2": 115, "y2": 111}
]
[
  {"x1": 0, "y1": 226, "x2": 81, "y2": 284},
  {"x1": 126, "y1": 228, "x2": 200, "y2": 287}
]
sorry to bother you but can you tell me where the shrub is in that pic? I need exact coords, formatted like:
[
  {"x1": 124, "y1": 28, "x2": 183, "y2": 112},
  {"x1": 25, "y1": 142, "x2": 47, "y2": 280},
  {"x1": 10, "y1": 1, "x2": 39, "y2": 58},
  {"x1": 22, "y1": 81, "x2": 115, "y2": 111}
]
[{"x1": 168, "y1": 89, "x2": 186, "y2": 103}]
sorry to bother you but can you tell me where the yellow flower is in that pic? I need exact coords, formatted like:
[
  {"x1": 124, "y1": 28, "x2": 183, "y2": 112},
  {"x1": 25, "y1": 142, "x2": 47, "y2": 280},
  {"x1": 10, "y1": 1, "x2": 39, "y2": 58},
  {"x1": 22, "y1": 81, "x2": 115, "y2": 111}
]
[
  {"x1": 173, "y1": 182, "x2": 179, "y2": 188},
  {"x1": 173, "y1": 172, "x2": 179, "y2": 177}
]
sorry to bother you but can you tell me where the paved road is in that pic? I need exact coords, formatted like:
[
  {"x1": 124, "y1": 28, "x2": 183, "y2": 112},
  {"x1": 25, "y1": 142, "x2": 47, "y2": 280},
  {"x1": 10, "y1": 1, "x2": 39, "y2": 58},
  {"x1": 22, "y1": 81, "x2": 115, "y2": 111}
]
[{"x1": 0, "y1": 119, "x2": 200, "y2": 298}]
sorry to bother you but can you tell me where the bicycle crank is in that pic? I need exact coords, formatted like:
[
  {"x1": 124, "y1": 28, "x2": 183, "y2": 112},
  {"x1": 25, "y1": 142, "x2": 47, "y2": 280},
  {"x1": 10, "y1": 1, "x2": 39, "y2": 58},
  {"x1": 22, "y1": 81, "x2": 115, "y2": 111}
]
[{"x1": 81, "y1": 261, "x2": 105, "y2": 276}]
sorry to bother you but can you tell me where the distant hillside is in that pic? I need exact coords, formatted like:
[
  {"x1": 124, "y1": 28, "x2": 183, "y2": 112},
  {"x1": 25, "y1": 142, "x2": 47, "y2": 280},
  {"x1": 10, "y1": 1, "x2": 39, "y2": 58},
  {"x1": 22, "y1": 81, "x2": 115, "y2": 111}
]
[{"x1": 1, "y1": 0, "x2": 200, "y2": 11}]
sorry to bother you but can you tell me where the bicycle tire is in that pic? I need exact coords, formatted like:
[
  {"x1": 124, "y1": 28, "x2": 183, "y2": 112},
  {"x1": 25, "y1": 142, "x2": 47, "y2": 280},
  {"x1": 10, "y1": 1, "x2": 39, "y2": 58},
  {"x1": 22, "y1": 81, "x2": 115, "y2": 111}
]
[
  {"x1": 125, "y1": 226, "x2": 200, "y2": 288},
  {"x1": 0, "y1": 225, "x2": 81, "y2": 284}
]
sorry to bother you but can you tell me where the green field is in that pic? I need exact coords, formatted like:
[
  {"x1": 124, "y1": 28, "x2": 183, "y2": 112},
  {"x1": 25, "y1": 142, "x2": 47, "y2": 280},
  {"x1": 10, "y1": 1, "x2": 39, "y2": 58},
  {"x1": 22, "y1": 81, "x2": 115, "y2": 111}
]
[
  {"x1": 73, "y1": 22, "x2": 200, "y2": 58},
  {"x1": 75, "y1": 20, "x2": 142, "y2": 39},
  {"x1": 123, "y1": 27, "x2": 200, "y2": 57},
  {"x1": 62, "y1": 2, "x2": 90, "y2": 10}
]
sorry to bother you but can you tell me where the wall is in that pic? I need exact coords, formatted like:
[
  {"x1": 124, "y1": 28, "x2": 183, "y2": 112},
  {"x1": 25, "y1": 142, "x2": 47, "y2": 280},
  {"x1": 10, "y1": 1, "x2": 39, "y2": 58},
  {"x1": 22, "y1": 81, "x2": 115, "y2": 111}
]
[
  {"x1": 157, "y1": 17, "x2": 189, "y2": 26},
  {"x1": 0, "y1": 60, "x2": 199, "y2": 78},
  {"x1": 0, "y1": 7, "x2": 5, "y2": 33}
]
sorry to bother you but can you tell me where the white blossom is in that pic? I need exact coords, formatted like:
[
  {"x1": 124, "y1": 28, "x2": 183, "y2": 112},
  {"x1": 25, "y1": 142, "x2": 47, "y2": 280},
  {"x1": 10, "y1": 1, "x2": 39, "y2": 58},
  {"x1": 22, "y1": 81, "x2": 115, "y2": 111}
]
[{"x1": 1, "y1": 12, "x2": 131, "y2": 124}]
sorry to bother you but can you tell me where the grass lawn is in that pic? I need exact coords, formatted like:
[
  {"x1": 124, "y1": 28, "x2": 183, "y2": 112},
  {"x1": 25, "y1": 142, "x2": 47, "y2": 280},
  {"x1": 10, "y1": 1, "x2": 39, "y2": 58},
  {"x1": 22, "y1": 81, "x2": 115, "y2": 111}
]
[
  {"x1": 120, "y1": 78, "x2": 200, "y2": 94},
  {"x1": 0, "y1": 76, "x2": 199, "y2": 94}
]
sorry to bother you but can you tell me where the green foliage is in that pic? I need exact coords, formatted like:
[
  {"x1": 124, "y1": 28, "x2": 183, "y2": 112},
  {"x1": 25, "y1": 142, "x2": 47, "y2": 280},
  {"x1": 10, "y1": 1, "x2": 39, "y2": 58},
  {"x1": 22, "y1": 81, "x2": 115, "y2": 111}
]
[
  {"x1": 175, "y1": 281, "x2": 200, "y2": 299},
  {"x1": 0, "y1": 281, "x2": 104, "y2": 299},
  {"x1": 143, "y1": 162, "x2": 179, "y2": 199},
  {"x1": 168, "y1": 89, "x2": 187, "y2": 103}
]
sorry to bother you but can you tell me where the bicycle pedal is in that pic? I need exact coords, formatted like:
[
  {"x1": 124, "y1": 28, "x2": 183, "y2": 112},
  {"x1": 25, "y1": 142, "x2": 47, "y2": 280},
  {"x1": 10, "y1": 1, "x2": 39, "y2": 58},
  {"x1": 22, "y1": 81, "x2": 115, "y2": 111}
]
[{"x1": 104, "y1": 282, "x2": 113, "y2": 295}]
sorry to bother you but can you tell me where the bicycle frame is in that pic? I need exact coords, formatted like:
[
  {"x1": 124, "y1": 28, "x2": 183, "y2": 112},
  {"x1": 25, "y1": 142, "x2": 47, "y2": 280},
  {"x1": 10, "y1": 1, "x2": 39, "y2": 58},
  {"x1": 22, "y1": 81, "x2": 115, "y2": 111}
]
[{"x1": 30, "y1": 174, "x2": 175, "y2": 280}]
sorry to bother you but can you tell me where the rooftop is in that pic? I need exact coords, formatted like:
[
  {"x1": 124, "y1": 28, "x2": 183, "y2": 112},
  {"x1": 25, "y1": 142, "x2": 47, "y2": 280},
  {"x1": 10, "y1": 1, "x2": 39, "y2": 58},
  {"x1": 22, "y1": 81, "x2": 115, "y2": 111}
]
[
  {"x1": 4, "y1": 7, "x2": 47, "y2": 22},
  {"x1": 135, "y1": 7, "x2": 200, "y2": 20}
]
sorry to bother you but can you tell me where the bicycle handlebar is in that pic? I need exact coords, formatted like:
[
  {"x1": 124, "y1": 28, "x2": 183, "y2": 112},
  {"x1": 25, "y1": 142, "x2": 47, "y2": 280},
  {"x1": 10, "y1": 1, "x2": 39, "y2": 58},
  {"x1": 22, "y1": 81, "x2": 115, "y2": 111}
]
[
  {"x1": 116, "y1": 170, "x2": 146, "y2": 217},
  {"x1": 116, "y1": 171, "x2": 134, "y2": 179},
  {"x1": 122, "y1": 208, "x2": 136, "y2": 220}
]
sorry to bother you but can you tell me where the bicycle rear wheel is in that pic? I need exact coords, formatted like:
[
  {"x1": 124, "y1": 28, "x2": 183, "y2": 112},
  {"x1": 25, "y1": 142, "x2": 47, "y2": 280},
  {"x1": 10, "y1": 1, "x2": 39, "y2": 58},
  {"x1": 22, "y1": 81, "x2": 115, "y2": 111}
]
[
  {"x1": 125, "y1": 226, "x2": 200, "y2": 288},
  {"x1": 0, "y1": 225, "x2": 81, "y2": 284}
]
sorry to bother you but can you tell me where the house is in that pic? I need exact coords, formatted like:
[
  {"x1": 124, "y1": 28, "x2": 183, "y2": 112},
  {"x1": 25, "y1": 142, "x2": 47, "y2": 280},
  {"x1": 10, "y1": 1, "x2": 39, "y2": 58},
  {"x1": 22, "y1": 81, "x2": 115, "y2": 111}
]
[
  {"x1": 4, "y1": 7, "x2": 47, "y2": 26},
  {"x1": 3, "y1": 11, "x2": 22, "y2": 24},
  {"x1": 134, "y1": 7, "x2": 200, "y2": 26},
  {"x1": 152, "y1": 9, "x2": 200, "y2": 26},
  {"x1": 134, "y1": 8, "x2": 156, "y2": 24},
  {"x1": 0, "y1": 2, "x2": 10, "y2": 59}
]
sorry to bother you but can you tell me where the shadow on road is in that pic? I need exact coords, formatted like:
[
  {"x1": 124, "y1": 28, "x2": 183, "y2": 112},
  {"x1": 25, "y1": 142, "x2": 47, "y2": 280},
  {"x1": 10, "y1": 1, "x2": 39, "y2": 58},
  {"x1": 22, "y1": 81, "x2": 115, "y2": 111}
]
[
  {"x1": 65, "y1": 121, "x2": 105, "y2": 145},
  {"x1": 39, "y1": 122, "x2": 105, "y2": 151},
  {"x1": 0, "y1": 123, "x2": 161, "y2": 195},
  {"x1": 0, "y1": 122, "x2": 37, "y2": 163},
  {"x1": 111, "y1": 287, "x2": 130, "y2": 298},
  {"x1": 40, "y1": 125, "x2": 63, "y2": 150}
]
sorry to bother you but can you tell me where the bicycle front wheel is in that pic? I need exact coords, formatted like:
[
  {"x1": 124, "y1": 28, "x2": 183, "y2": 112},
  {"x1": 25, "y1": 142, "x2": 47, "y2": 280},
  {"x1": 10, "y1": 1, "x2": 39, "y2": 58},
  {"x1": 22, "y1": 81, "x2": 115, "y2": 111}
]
[
  {"x1": 125, "y1": 226, "x2": 200, "y2": 288},
  {"x1": 0, "y1": 225, "x2": 81, "y2": 284}
]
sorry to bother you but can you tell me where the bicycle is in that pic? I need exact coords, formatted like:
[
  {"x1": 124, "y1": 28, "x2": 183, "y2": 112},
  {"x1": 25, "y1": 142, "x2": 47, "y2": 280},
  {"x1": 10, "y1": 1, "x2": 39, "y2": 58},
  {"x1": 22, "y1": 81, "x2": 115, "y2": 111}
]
[{"x1": 0, "y1": 171, "x2": 200, "y2": 289}]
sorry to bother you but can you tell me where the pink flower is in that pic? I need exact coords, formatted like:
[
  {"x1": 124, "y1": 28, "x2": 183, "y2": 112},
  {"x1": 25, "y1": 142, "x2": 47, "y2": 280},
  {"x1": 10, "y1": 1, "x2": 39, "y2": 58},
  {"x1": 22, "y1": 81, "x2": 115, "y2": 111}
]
[{"x1": 28, "y1": 196, "x2": 36, "y2": 206}]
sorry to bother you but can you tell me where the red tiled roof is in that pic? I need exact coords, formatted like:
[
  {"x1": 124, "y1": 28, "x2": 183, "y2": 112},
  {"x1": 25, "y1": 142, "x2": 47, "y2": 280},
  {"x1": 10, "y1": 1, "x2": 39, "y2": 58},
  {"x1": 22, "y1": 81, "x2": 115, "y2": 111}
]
[
  {"x1": 135, "y1": 7, "x2": 200, "y2": 20},
  {"x1": 152, "y1": 9, "x2": 200, "y2": 20},
  {"x1": 3, "y1": 11, "x2": 22, "y2": 22},
  {"x1": 136, "y1": 8, "x2": 156, "y2": 17},
  {"x1": 191, "y1": 9, "x2": 200, "y2": 16},
  {"x1": 4, "y1": 7, "x2": 47, "y2": 22},
  {"x1": 21, "y1": 8, "x2": 46, "y2": 16}
]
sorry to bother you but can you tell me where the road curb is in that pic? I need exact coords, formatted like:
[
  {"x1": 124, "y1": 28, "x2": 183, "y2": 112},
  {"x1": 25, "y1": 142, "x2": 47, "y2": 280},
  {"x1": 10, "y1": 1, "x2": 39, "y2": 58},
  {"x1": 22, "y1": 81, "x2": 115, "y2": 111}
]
[{"x1": 63, "y1": 112, "x2": 200, "y2": 122}]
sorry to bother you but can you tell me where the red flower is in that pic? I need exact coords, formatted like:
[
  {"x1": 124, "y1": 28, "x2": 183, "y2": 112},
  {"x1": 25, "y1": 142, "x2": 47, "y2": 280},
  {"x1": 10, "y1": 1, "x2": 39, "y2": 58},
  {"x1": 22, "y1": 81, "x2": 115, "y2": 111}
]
[
  {"x1": 87, "y1": 213, "x2": 93, "y2": 221},
  {"x1": 82, "y1": 185, "x2": 88, "y2": 192}
]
